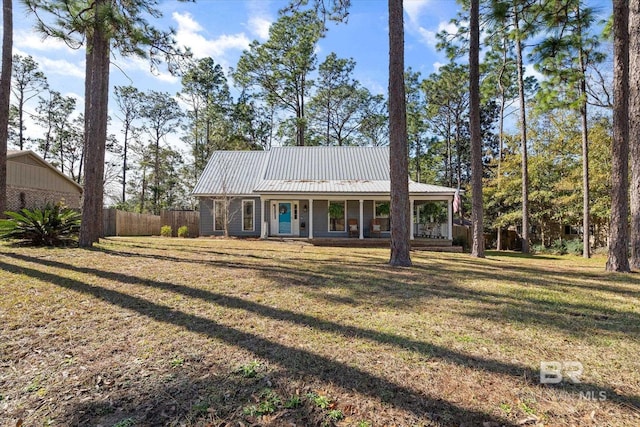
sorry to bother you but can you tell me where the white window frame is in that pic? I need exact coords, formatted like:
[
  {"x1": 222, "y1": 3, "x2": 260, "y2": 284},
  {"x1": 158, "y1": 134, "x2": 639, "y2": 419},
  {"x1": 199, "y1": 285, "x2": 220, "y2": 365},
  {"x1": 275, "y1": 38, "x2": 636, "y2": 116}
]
[
  {"x1": 374, "y1": 200, "x2": 390, "y2": 219},
  {"x1": 242, "y1": 199, "x2": 255, "y2": 232},
  {"x1": 373, "y1": 200, "x2": 391, "y2": 232},
  {"x1": 213, "y1": 199, "x2": 225, "y2": 231},
  {"x1": 328, "y1": 200, "x2": 346, "y2": 232}
]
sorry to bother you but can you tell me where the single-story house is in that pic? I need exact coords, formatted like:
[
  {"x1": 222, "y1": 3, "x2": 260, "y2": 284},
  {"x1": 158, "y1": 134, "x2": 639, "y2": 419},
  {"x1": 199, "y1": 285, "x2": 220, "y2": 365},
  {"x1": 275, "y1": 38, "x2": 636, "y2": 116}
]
[
  {"x1": 192, "y1": 146, "x2": 458, "y2": 240},
  {"x1": 5, "y1": 150, "x2": 83, "y2": 211}
]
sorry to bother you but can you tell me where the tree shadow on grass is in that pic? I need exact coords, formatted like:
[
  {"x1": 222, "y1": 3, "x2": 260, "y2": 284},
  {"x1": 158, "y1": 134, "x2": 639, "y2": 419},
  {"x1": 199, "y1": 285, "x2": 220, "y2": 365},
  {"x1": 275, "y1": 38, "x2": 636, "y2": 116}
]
[
  {"x1": 2, "y1": 252, "x2": 639, "y2": 422},
  {"x1": 0, "y1": 257, "x2": 518, "y2": 426}
]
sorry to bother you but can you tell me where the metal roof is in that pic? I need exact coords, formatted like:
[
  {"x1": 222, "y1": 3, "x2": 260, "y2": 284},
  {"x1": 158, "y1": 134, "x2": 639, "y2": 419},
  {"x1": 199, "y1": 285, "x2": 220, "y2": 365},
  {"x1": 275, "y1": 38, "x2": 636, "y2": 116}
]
[
  {"x1": 255, "y1": 179, "x2": 456, "y2": 195},
  {"x1": 264, "y1": 146, "x2": 389, "y2": 180},
  {"x1": 192, "y1": 150, "x2": 268, "y2": 196},
  {"x1": 192, "y1": 146, "x2": 457, "y2": 196}
]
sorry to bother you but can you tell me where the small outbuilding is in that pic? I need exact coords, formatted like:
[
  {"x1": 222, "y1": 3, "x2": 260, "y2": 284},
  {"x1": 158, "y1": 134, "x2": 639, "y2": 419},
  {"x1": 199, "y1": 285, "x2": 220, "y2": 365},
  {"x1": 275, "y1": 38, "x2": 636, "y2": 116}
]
[
  {"x1": 193, "y1": 146, "x2": 458, "y2": 241},
  {"x1": 5, "y1": 150, "x2": 83, "y2": 211}
]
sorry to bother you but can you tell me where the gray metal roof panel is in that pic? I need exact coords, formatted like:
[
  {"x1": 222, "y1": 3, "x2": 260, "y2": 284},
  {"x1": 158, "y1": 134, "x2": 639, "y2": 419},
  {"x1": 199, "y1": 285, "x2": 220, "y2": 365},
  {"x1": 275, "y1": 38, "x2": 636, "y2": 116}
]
[
  {"x1": 264, "y1": 146, "x2": 389, "y2": 180},
  {"x1": 192, "y1": 150, "x2": 269, "y2": 196},
  {"x1": 255, "y1": 179, "x2": 457, "y2": 194},
  {"x1": 192, "y1": 147, "x2": 458, "y2": 196},
  {"x1": 254, "y1": 179, "x2": 391, "y2": 193}
]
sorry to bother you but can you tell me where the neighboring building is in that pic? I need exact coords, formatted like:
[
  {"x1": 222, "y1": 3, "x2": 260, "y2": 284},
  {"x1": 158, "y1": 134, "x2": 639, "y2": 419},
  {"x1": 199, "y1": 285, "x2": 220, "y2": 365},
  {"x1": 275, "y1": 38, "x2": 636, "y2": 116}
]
[
  {"x1": 5, "y1": 150, "x2": 83, "y2": 211},
  {"x1": 193, "y1": 146, "x2": 458, "y2": 240}
]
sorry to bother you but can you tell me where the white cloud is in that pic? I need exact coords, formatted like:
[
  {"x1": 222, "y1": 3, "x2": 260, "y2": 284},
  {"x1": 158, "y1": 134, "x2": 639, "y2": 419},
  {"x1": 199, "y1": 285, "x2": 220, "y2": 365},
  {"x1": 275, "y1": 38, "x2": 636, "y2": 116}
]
[
  {"x1": 416, "y1": 20, "x2": 459, "y2": 50},
  {"x1": 38, "y1": 56, "x2": 85, "y2": 78},
  {"x1": 172, "y1": 10, "x2": 204, "y2": 34},
  {"x1": 404, "y1": 0, "x2": 432, "y2": 25},
  {"x1": 172, "y1": 11, "x2": 251, "y2": 62},
  {"x1": 432, "y1": 61, "x2": 445, "y2": 71},
  {"x1": 14, "y1": 29, "x2": 79, "y2": 53},
  {"x1": 118, "y1": 56, "x2": 180, "y2": 85},
  {"x1": 525, "y1": 63, "x2": 545, "y2": 83},
  {"x1": 245, "y1": 0, "x2": 273, "y2": 40},
  {"x1": 248, "y1": 15, "x2": 272, "y2": 40}
]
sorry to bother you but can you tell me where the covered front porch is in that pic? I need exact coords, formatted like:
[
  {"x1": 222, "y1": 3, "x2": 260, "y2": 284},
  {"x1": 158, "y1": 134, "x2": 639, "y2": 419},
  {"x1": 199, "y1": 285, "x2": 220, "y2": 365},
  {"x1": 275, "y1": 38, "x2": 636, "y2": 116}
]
[{"x1": 259, "y1": 195, "x2": 455, "y2": 241}]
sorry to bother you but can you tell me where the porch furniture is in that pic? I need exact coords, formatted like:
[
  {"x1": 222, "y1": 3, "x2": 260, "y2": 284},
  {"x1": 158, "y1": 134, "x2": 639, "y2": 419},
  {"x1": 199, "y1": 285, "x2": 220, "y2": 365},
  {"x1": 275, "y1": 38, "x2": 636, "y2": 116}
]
[
  {"x1": 348, "y1": 218, "x2": 359, "y2": 237},
  {"x1": 370, "y1": 218, "x2": 382, "y2": 238}
]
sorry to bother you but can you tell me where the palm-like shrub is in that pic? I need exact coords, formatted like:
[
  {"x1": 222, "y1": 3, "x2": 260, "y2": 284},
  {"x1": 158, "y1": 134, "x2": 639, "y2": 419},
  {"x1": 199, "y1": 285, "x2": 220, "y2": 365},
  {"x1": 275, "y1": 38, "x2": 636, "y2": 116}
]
[{"x1": 0, "y1": 203, "x2": 82, "y2": 246}]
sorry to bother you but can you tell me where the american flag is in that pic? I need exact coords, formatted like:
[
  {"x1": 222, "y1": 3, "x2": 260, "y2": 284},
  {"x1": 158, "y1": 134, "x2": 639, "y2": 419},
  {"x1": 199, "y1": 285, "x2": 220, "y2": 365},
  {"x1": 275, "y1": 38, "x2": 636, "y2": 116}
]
[{"x1": 453, "y1": 189, "x2": 461, "y2": 213}]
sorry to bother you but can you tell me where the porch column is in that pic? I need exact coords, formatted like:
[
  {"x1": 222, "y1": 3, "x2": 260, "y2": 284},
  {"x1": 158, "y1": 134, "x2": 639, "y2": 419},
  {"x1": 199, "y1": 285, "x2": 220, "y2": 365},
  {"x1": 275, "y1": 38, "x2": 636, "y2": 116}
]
[
  {"x1": 308, "y1": 198, "x2": 314, "y2": 239},
  {"x1": 359, "y1": 199, "x2": 364, "y2": 239},
  {"x1": 410, "y1": 198, "x2": 415, "y2": 240},
  {"x1": 447, "y1": 197, "x2": 453, "y2": 240},
  {"x1": 260, "y1": 197, "x2": 267, "y2": 238}
]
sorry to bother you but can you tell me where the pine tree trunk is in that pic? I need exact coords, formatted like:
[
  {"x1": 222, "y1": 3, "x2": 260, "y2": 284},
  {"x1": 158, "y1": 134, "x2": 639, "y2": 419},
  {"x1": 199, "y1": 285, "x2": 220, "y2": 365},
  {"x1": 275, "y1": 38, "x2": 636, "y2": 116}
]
[
  {"x1": 514, "y1": 9, "x2": 530, "y2": 254},
  {"x1": 577, "y1": 8, "x2": 591, "y2": 260},
  {"x1": 630, "y1": 0, "x2": 640, "y2": 269},
  {"x1": 0, "y1": 0, "x2": 11, "y2": 218},
  {"x1": 469, "y1": 0, "x2": 484, "y2": 258},
  {"x1": 607, "y1": 0, "x2": 631, "y2": 272},
  {"x1": 79, "y1": 2, "x2": 110, "y2": 247},
  {"x1": 388, "y1": 0, "x2": 411, "y2": 267}
]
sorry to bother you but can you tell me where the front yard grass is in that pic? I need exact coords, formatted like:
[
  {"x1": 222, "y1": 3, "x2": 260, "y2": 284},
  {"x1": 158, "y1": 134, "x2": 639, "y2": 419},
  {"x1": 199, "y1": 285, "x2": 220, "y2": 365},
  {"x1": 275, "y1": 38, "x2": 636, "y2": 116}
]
[{"x1": 0, "y1": 237, "x2": 638, "y2": 426}]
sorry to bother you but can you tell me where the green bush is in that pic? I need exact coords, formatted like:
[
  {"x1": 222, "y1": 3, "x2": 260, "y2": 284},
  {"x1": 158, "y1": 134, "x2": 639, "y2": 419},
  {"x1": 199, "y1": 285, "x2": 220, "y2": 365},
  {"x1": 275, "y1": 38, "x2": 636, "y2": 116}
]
[
  {"x1": 160, "y1": 225, "x2": 172, "y2": 237},
  {"x1": 0, "y1": 203, "x2": 81, "y2": 246},
  {"x1": 550, "y1": 238, "x2": 567, "y2": 255},
  {"x1": 177, "y1": 225, "x2": 189, "y2": 238},
  {"x1": 565, "y1": 239, "x2": 584, "y2": 255},
  {"x1": 452, "y1": 236, "x2": 469, "y2": 252},
  {"x1": 531, "y1": 244, "x2": 547, "y2": 254}
]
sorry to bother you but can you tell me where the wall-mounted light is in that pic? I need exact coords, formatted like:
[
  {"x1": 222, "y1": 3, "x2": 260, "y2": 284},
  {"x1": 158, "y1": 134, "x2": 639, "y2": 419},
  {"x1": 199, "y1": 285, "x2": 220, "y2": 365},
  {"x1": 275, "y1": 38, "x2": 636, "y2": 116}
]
[{"x1": 303, "y1": 204, "x2": 308, "y2": 213}]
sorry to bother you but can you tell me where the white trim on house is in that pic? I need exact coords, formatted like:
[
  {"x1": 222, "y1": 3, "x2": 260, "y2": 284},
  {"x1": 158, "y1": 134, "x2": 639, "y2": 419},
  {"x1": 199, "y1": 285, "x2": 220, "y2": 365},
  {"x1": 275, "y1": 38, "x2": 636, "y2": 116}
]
[
  {"x1": 328, "y1": 200, "x2": 346, "y2": 233},
  {"x1": 213, "y1": 199, "x2": 225, "y2": 232},
  {"x1": 242, "y1": 199, "x2": 255, "y2": 232}
]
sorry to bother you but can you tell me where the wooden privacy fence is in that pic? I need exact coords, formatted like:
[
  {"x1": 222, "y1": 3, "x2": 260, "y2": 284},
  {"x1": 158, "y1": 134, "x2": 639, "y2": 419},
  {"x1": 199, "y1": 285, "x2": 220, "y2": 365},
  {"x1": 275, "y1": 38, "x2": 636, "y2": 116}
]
[
  {"x1": 103, "y1": 209, "x2": 200, "y2": 237},
  {"x1": 103, "y1": 209, "x2": 161, "y2": 237},
  {"x1": 161, "y1": 210, "x2": 199, "y2": 237}
]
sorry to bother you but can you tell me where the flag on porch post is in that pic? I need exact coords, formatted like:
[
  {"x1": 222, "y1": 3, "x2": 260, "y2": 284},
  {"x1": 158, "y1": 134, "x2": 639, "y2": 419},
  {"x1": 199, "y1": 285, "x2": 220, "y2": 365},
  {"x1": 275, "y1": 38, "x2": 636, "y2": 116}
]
[{"x1": 453, "y1": 189, "x2": 461, "y2": 214}]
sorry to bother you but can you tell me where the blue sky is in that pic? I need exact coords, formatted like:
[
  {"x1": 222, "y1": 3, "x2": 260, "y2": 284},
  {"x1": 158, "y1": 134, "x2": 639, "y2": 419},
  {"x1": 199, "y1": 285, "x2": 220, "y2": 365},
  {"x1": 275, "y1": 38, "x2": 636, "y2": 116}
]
[
  {"x1": 10, "y1": 0, "x2": 612, "y2": 145},
  {"x1": 11, "y1": 1, "x2": 464, "y2": 140}
]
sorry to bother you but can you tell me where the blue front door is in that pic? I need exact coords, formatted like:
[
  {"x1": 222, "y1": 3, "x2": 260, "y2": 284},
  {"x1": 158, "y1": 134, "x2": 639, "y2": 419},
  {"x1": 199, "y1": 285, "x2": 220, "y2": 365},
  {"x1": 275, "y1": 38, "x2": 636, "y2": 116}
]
[{"x1": 278, "y1": 202, "x2": 292, "y2": 234}]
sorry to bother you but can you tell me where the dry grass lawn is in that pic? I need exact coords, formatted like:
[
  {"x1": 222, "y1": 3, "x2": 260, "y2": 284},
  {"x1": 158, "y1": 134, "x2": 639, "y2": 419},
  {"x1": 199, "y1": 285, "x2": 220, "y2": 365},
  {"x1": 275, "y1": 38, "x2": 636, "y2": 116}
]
[{"x1": 0, "y1": 237, "x2": 639, "y2": 427}]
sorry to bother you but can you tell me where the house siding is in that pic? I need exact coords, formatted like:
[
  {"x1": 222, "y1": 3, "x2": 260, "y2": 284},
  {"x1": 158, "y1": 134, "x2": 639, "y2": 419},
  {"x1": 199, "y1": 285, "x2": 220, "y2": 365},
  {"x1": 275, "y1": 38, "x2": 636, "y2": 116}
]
[
  {"x1": 6, "y1": 186, "x2": 82, "y2": 211},
  {"x1": 198, "y1": 197, "x2": 261, "y2": 237}
]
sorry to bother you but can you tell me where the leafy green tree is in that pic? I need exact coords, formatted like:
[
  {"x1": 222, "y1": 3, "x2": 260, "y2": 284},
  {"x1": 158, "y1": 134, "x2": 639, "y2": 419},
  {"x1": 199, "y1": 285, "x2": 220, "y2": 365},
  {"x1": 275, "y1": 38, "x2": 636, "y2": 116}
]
[
  {"x1": 489, "y1": 0, "x2": 543, "y2": 254},
  {"x1": 533, "y1": 0, "x2": 605, "y2": 258},
  {"x1": 179, "y1": 57, "x2": 232, "y2": 177},
  {"x1": 356, "y1": 92, "x2": 387, "y2": 146},
  {"x1": 10, "y1": 54, "x2": 48, "y2": 150},
  {"x1": 34, "y1": 89, "x2": 76, "y2": 164},
  {"x1": 230, "y1": 91, "x2": 273, "y2": 150},
  {"x1": 388, "y1": 0, "x2": 410, "y2": 267},
  {"x1": 307, "y1": 52, "x2": 362, "y2": 146},
  {"x1": 114, "y1": 85, "x2": 143, "y2": 205},
  {"x1": 139, "y1": 90, "x2": 183, "y2": 215},
  {"x1": 234, "y1": 10, "x2": 324, "y2": 146},
  {"x1": 422, "y1": 63, "x2": 469, "y2": 190},
  {"x1": 24, "y1": 0, "x2": 186, "y2": 247},
  {"x1": 405, "y1": 69, "x2": 428, "y2": 182},
  {"x1": 283, "y1": 0, "x2": 350, "y2": 23}
]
